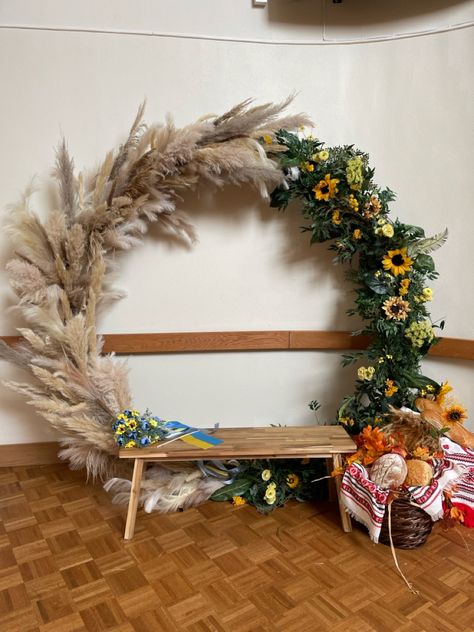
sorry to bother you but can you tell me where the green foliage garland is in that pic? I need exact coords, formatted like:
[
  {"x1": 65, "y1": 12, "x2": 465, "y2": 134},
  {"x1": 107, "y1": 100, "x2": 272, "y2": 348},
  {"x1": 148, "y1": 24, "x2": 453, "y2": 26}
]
[
  {"x1": 269, "y1": 131, "x2": 448, "y2": 434},
  {"x1": 210, "y1": 458, "x2": 327, "y2": 512}
]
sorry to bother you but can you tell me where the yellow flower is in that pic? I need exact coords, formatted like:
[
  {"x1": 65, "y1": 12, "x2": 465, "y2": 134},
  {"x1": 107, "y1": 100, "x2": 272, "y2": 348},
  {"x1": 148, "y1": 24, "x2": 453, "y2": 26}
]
[
  {"x1": 381, "y1": 223, "x2": 394, "y2": 238},
  {"x1": 384, "y1": 379, "x2": 399, "y2": 397},
  {"x1": 301, "y1": 161, "x2": 314, "y2": 172},
  {"x1": 442, "y1": 404, "x2": 468, "y2": 426},
  {"x1": 348, "y1": 194, "x2": 359, "y2": 212},
  {"x1": 353, "y1": 229, "x2": 362, "y2": 240},
  {"x1": 399, "y1": 278, "x2": 411, "y2": 296},
  {"x1": 264, "y1": 484, "x2": 277, "y2": 504},
  {"x1": 332, "y1": 210, "x2": 342, "y2": 225},
  {"x1": 346, "y1": 156, "x2": 364, "y2": 190},
  {"x1": 340, "y1": 417, "x2": 355, "y2": 427},
  {"x1": 263, "y1": 134, "x2": 272, "y2": 145},
  {"x1": 358, "y1": 366, "x2": 375, "y2": 381},
  {"x1": 421, "y1": 287, "x2": 433, "y2": 301},
  {"x1": 115, "y1": 423, "x2": 126, "y2": 435},
  {"x1": 127, "y1": 419, "x2": 137, "y2": 431},
  {"x1": 382, "y1": 296, "x2": 410, "y2": 321},
  {"x1": 382, "y1": 248, "x2": 413, "y2": 276},
  {"x1": 125, "y1": 440, "x2": 137, "y2": 449},
  {"x1": 286, "y1": 474, "x2": 300, "y2": 489},
  {"x1": 312, "y1": 150, "x2": 329, "y2": 162},
  {"x1": 131, "y1": 410, "x2": 139, "y2": 417},
  {"x1": 313, "y1": 174, "x2": 340, "y2": 201},
  {"x1": 117, "y1": 414, "x2": 127, "y2": 421},
  {"x1": 436, "y1": 381, "x2": 453, "y2": 406},
  {"x1": 149, "y1": 419, "x2": 158, "y2": 428},
  {"x1": 232, "y1": 496, "x2": 247, "y2": 506},
  {"x1": 261, "y1": 469, "x2": 272, "y2": 481}
]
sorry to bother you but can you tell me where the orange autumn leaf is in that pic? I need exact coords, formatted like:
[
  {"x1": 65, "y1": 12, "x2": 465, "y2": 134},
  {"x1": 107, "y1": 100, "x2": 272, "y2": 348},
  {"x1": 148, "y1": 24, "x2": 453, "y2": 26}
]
[
  {"x1": 412, "y1": 446, "x2": 430, "y2": 461},
  {"x1": 450, "y1": 506, "x2": 465, "y2": 523}
]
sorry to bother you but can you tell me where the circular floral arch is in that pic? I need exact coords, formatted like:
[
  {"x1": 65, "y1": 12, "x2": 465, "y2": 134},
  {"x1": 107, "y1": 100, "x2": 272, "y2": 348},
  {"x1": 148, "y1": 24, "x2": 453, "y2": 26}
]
[{"x1": 0, "y1": 99, "x2": 449, "y2": 485}]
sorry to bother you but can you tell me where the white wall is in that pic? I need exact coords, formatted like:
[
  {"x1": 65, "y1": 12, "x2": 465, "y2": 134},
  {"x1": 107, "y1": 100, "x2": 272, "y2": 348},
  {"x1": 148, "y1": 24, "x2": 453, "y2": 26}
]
[{"x1": 1, "y1": 0, "x2": 473, "y2": 443}]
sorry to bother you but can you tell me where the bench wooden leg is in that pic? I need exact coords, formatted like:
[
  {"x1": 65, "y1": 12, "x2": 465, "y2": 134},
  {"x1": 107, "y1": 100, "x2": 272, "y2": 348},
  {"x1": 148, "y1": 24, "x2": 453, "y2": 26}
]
[
  {"x1": 332, "y1": 453, "x2": 352, "y2": 533},
  {"x1": 124, "y1": 459, "x2": 144, "y2": 540},
  {"x1": 326, "y1": 457, "x2": 337, "y2": 502}
]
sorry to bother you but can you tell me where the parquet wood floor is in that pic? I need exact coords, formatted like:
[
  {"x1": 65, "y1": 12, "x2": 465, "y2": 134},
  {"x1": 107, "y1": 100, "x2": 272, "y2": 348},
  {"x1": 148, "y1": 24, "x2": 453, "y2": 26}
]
[{"x1": 0, "y1": 464, "x2": 473, "y2": 632}]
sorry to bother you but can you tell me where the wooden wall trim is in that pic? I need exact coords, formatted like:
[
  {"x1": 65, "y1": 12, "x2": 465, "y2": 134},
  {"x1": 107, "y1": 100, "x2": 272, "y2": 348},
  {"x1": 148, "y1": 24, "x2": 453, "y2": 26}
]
[
  {"x1": 1, "y1": 331, "x2": 473, "y2": 360},
  {"x1": 0, "y1": 441, "x2": 60, "y2": 467}
]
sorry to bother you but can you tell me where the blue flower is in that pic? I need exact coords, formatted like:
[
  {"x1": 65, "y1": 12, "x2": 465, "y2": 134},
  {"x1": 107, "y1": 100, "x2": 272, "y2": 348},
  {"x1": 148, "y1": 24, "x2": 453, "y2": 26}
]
[
  {"x1": 140, "y1": 437, "x2": 151, "y2": 446},
  {"x1": 141, "y1": 421, "x2": 149, "y2": 431}
]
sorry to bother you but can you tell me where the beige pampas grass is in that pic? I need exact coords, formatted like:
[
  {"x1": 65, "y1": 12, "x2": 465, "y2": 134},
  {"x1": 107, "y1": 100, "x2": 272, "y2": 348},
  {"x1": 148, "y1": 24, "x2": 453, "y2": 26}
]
[{"x1": 0, "y1": 98, "x2": 310, "y2": 502}]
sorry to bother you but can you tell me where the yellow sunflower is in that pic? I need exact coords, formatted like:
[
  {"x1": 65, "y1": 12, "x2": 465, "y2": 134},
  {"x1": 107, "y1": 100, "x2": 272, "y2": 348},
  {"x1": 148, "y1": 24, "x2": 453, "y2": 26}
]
[
  {"x1": 442, "y1": 404, "x2": 468, "y2": 426},
  {"x1": 313, "y1": 174, "x2": 340, "y2": 202},
  {"x1": 382, "y1": 296, "x2": 410, "y2": 321},
  {"x1": 382, "y1": 248, "x2": 413, "y2": 276}
]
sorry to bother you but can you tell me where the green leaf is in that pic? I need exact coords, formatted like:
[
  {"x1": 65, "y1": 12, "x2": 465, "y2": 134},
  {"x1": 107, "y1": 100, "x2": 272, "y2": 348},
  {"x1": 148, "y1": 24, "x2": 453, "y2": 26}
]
[
  {"x1": 210, "y1": 479, "x2": 253, "y2": 502},
  {"x1": 363, "y1": 274, "x2": 389, "y2": 295},
  {"x1": 414, "y1": 254, "x2": 435, "y2": 273}
]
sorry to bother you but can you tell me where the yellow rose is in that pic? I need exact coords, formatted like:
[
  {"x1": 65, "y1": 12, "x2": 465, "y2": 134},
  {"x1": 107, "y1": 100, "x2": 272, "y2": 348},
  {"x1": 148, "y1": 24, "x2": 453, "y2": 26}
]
[
  {"x1": 264, "y1": 485, "x2": 276, "y2": 504},
  {"x1": 422, "y1": 287, "x2": 433, "y2": 301},
  {"x1": 261, "y1": 469, "x2": 272, "y2": 481},
  {"x1": 381, "y1": 223, "x2": 394, "y2": 238},
  {"x1": 357, "y1": 367, "x2": 367, "y2": 380},
  {"x1": 313, "y1": 150, "x2": 329, "y2": 162},
  {"x1": 353, "y1": 229, "x2": 362, "y2": 240},
  {"x1": 366, "y1": 366, "x2": 375, "y2": 380}
]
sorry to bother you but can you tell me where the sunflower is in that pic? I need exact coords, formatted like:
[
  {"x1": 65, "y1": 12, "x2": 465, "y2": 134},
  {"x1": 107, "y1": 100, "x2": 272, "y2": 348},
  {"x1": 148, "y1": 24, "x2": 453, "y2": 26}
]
[
  {"x1": 442, "y1": 404, "x2": 468, "y2": 426},
  {"x1": 382, "y1": 248, "x2": 413, "y2": 276},
  {"x1": 313, "y1": 174, "x2": 339, "y2": 201},
  {"x1": 382, "y1": 296, "x2": 410, "y2": 321}
]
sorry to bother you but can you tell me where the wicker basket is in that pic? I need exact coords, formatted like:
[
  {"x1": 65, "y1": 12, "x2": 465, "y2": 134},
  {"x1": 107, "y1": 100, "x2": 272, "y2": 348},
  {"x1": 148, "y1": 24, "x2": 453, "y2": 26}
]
[{"x1": 379, "y1": 496, "x2": 433, "y2": 549}]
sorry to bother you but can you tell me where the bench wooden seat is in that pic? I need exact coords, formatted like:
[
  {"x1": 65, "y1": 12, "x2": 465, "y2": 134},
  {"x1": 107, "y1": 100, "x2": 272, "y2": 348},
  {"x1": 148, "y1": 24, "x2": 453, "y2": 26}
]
[{"x1": 119, "y1": 425, "x2": 356, "y2": 539}]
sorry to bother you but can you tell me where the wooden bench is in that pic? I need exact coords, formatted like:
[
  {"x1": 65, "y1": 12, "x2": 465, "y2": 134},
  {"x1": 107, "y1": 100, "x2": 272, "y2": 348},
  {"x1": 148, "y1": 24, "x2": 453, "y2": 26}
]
[{"x1": 119, "y1": 425, "x2": 356, "y2": 539}]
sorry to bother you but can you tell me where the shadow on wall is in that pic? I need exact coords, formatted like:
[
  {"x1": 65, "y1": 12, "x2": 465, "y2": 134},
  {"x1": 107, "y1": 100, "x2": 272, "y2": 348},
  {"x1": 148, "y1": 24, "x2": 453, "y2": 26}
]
[{"x1": 266, "y1": 0, "x2": 472, "y2": 27}]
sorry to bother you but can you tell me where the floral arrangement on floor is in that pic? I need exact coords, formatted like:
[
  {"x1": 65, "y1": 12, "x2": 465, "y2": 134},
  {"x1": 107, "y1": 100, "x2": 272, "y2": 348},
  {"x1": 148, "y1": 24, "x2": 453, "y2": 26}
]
[
  {"x1": 210, "y1": 458, "x2": 328, "y2": 512},
  {"x1": 269, "y1": 131, "x2": 449, "y2": 433}
]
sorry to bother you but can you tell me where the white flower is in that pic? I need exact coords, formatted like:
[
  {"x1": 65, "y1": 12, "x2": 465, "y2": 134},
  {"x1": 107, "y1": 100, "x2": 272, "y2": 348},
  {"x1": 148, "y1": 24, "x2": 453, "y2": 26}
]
[{"x1": 287, "y1": 166, "x2": 301, "y2": 181}]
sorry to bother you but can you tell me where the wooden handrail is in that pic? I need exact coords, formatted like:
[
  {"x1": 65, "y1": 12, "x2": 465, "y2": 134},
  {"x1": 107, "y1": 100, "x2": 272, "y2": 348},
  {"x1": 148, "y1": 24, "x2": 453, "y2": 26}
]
[{"x1": 1, "y1": 331, "x2": 473, "y2": 360}]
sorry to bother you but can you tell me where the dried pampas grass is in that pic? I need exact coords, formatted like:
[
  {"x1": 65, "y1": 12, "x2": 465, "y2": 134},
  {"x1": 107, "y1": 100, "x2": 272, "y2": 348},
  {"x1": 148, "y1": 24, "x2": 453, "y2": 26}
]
[{"x1": 0, "y1": 98, "x2": 309, "y2": 507}]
